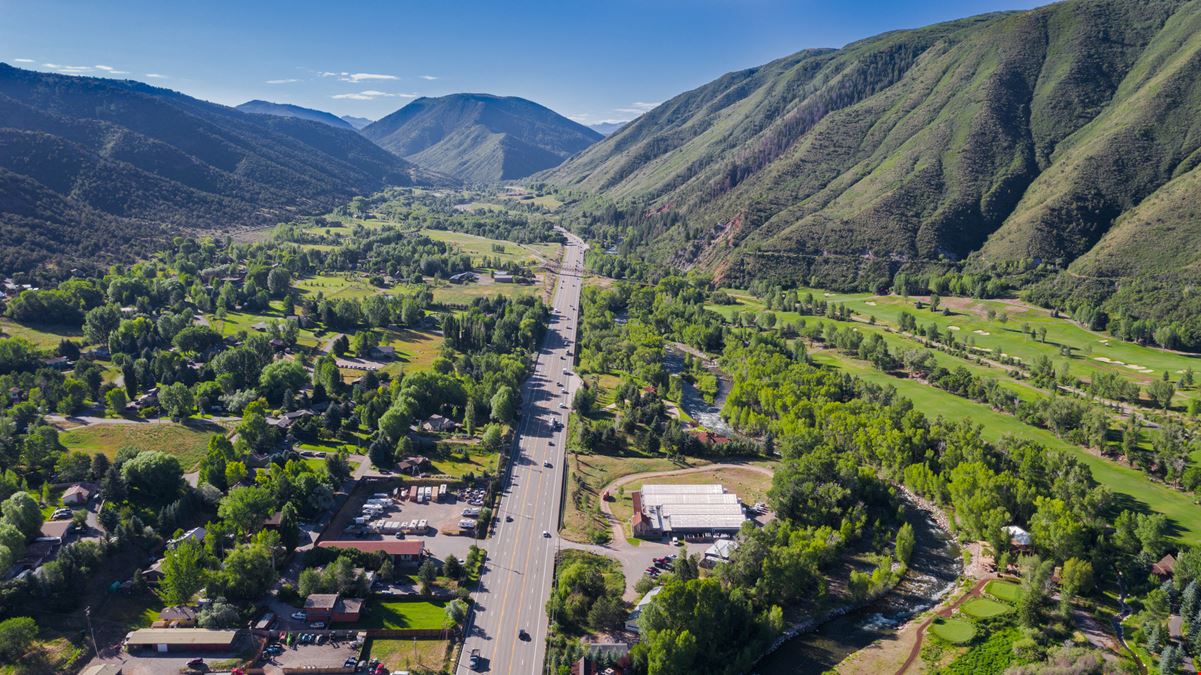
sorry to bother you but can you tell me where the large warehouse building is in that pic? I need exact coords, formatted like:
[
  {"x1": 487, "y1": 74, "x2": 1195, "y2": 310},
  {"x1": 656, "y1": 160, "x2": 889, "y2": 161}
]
[
  {"x1": 124, "y1": 628, "x2": 239, "y2": 653},
  {"x1": 630, "y1": 484, "x2": 746, "y2": 538}
]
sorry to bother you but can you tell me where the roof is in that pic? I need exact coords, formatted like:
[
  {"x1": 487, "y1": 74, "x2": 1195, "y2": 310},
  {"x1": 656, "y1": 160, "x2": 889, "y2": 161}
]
[
  {"x1": 1004, "y1": 525, "x2": 1032, "y2": 546},
  {"x1": 633, "y1": 586, "x2": 663, "y2": 611},
  {"x1": 80, "y1": 665, "x2": 123, "y2": 675},
  {"x1": 39, "y1": 520, "x2": 73, "y2": 539},
  {"x1": 159, "y1": 605, "x2": 198, "y2": 621},
  {"x1": 125, "y1": 628, "x2": 238, "y2": 647},
  {"x1": 63, "y1": 484, "x2": 91, "y2": 499},
  {"x1": 1153, "y1": 553, "x2": 1177, "y2": 576},
  {"x1": 305, "y1": 594, "x2": 339, "y2": 610},
  {"x1": 336, "y1": 597, "x2": 365, "y2": 614},
  {"x1": 705, "y1": 539, "x2": 739, "y2": 560},
  {"x1": 317, "y1": 540, "x2": 425, "y2": 556}
]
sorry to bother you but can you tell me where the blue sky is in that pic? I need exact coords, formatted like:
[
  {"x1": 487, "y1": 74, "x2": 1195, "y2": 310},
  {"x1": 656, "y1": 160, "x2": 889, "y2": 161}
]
[{"x1": 1, "y1": 0, "x2": 1048, "y2": 125}]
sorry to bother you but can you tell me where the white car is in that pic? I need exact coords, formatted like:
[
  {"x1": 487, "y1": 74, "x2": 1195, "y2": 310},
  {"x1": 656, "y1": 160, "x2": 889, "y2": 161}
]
[
  {"x1": 309, "y1": 621, "x2": 327, "y2": 629},
  {"x1": 558, "y1": 403, "x2": 566, "y2": 409},
  {"x1": 291, "y1": 611, "x2": 306, "y2": 621},
  {"x1": 542, "y1": 530, "x2": 551, "y2": 538}
]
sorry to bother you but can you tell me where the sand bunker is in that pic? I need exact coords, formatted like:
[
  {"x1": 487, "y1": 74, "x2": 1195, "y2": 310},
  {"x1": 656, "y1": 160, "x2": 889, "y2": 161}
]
[
  {"x1": 948, "y1": 326, "x2": 961, "y2": 331},
  {"x1": 974, "y1": 330, "x2": 990, "y2": 336}
]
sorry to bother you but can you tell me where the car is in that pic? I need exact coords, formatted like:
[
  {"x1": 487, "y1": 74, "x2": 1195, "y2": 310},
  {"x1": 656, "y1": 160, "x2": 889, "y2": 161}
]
[
  {"x1": 187, "y1": 658, "x2": 207, "y2": 668},
  {"x1": 316, "y1": 633, "x2": 328, "y2": 644},
  {"x1": 290, "y1": 611, "x2": 306, "y2": 621},
  {"x1": 344, "y1": 657, "x2": 358, "y2": 668},
  {"x1": 52, "y1": 510, "x2": 72, "y2": 520},
  {"x1": 558, "y1": 403, "x2": 566, "y2": 409},
  {"x1": 469, "y1": 648, "x2": 482, "y2": 670},
  {"x1": 542, "y1": 530, "x2": 551, "y2": 538},
  {"x1": 544, "y1": 460, "x2": 553, "y2": 468},
  {"x1": 505, "y1": 514, "x2": 513, "y2": 522},
  {"x1": 671, "y1": 536, "x2": 680, "y2": 545},
  {"x1": 309, "y1": 621, "x2": 326, "y2": 629},
  {"x1": 518, "y1": 628, "x2": 531, "y2": 641}
]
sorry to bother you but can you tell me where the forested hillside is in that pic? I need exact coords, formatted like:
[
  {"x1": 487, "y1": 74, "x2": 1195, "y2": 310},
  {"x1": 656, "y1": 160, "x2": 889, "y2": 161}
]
[
  {"x1": 0, "y1": 64, "x2": 435, "y2": 276},
  {"x1": 235, "y1": 100, "x2": 357, "y2": 130},
  {"x1": 363, "y1": 93, "x2": 601, "y2": 183},
  {"x1": 544, "y1": 0, "x2": 1201, "y2": 292}
]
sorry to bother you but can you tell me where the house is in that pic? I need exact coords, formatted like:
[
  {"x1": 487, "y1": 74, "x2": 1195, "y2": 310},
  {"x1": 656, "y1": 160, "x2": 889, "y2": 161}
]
[
  {"x1": 1004, "y1": 525, "x2": 1033, "y2": 553},
  {"x1": 143, "y1": 558, "x2": 166, "y2": 585},
  {"x1": 396, "y1": 456, "x2": 431, "y2": 475},
  {"x1": 701, "y1": 539, "x2": 739, "y2": 568},
  {"x1": 1152, "y1": 553, "x2": 1177, "y2": 580},
  {"x1": 41, "y1": 356, "x2": 71, "y2": 370},
  {"x1": 303, "y1": 592, "x2": 364, "y2": 623},
  {"x1": 626, "y1": 586, "x2": 663, "y2": 633},
  {"x1": 157, "y1": 606, "x2": 198, "y2": 627},
  {"x1": 39, "y1": 519, "x2": 74, "y2": 541},
  {"x1": 316, "y1": 539, "x2": 425, "y2": 565},
  {"x1": 167, "y1": 527, "x2": 205, "y2": 549},
  {"x1": 369, "y1": 345, "x2": 396, "y2": 360},
  {"x1": 62, "y1": 484, "x2": 91, "y2": 506},
  {"x1": 421, "y1": 414, "x2": 459, "y2": 433},
  {"x1": 449, "y1": 272, "x2": 477, "y2": 284},
  {"x1": 124, "y1": 628, "x2": 239, "y2": 653},
  {"x1": 268, "y1": 409, "x2": 313, "y2": 430}
]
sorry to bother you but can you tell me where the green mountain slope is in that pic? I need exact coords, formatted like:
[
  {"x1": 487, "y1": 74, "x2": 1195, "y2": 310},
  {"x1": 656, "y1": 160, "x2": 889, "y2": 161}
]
[
  {"x1": 0, "y1": 64, "x2": 434, "y2": 274},
  {"x1": 236, "y1": 99, "x2": 356, "y2": 130},
  {"x1": 543, "y1": 0, "x2": 1201, "y2": 288},
  {"x1": 362, "y1": 93, "x2": 602, "y2": 183}
]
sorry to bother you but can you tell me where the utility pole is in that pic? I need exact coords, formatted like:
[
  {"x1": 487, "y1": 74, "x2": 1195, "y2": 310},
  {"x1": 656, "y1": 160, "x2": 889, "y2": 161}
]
[{"x1": 85, "y1": 606, "x2": 99, "y2": 658}]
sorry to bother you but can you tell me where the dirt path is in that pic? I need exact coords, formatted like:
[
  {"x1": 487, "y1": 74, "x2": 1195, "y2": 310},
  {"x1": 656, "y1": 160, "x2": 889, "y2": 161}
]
[{"x1": 895, "y1": 575, "x2": 995, "y2": 675}]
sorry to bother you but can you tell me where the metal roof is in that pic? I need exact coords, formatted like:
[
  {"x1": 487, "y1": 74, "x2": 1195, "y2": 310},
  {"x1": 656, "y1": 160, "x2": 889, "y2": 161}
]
[
  {"x1": 125, "y1": 629, "x2": 238, "y2": 646},
  {"x1": 641, "y1": 484, "x2": 726, "y2": 495}
]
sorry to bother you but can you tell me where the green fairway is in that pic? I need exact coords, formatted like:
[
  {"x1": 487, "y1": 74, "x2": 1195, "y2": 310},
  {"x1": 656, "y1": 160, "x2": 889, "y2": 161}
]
[
  {"x1": 809, "y1": 347, "x2": 1201, "y2": 544},
  {"x1": 59, "y1": 420, "x2": 222, "y2": 471},
  {"x1": 962, "y1": 598, "x2": 1012, "y2": 618},
  {"x1": 360, "y1": 600, "x2": 450, "y2": 630},
  {"x1": 930, "y1": 616, "x2": 976, "y2": 644},
  {"x1": 984, "y1": 580, "x2": 1022, "y2": 603}
]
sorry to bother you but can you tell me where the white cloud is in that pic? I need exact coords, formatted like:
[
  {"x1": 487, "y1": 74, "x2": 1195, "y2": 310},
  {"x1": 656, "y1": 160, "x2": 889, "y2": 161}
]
[
  {"x1": 331, "y1": 89, "x2": 415, "y2": 101},
  {"x1": 266, "y1": 78, "x2": 301, "y2": 84},
  {"x1": 320, "y1": 71, "x2": 399, "y2": 83},
  {"x1": 43, "y1": 63, "x2": 95, "y2": 74},
  {"x1": 144, "y1": 73, "x2": 168, "y2": 79},
  {"x1": 615, "y1": 101, "x2": 661, "y2": 115},
  {"x1": 419, "y1": 75, "x2": 437, "y2": 81},
  {"x1": 94, "y1": 65, "x2": 129, "y2": 74},
  {"x1": 13, "y1": 58, "x2": 34, "y2": 64}
]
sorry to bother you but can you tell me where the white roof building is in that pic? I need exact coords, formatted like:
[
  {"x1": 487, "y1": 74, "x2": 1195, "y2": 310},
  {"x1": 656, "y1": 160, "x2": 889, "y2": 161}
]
[{"x1": 626, "y1": 586, "x2": 663, "y2": 633}]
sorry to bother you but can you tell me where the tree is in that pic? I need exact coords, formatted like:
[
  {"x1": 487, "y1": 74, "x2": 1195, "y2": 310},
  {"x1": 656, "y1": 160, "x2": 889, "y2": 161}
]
[
  {"x1": 105, "y1": 388, "x2": 128, "y2": 416},
  {"x1": 198, "y1": 599, "x2": 241, "y2": 629},
  {"x1": 158, "y1": 381, "x2": 194, "y2": 420},
  {"x1": 267, "y1": 267, "x2": 292, "y2": 297},
  {"x1": 217, "y1": 542, "x2": 277, "y2": 602},
  {"x1": 172, "y1": 326, "x2": 223, "y2": 355},
  {"x1": 0, "y1": 617, "x2": 36, "y2": 660},
  {"x1": 157, "y1": 539, "x2": 208, "y2": 606},
  {"x1": 218, "y1": 486, "x2": 275, "y2": 536},
  {"x1": 377, "y1": 407, "x2": 410, "y2": 444},
  {"x1": 258, "y1": 360, "x2": 308, "y2": 404},
  {"x1": 481, "y1": 424, "x2": 504, "y2": 453},
  {"x1": 1, "y1": 492, "x2": 42, "y2": 539},
  {"x1": 121, "y1": 451, "x2": 184, "y2": 506},
  {"x1": 1058, "y1": 557, "x2": 1093, "y2": 613},
  {"x1": 1148, "y1": 379, "x2": 1176, "y2": 410},
  {"x1": 418, "y1": 559, "x2": 438, "y2": 595},
  {"x1": 279, "y1": 503, "x2": 300, "y2": 551},
  {"x1": 325, "y1": 451, "x2": 351, "y2": 484},
  {"x1": 490, "y1": 385, "x2": 517, "y2": 423},
  {"x1": 444, "y1": 554, "x2": 463, "y2": 580},
  {"x1": 895, "y1": 522, "x2": 915, "y2": 565},
  {"x1": 446, "y1": 598, "x2": 468, "y2": 627}
]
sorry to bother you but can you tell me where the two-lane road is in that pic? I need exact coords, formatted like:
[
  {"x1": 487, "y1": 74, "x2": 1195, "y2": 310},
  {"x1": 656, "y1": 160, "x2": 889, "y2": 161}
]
[{"x1": 457, "y1": 229, "x2": 586, "y2": 674}]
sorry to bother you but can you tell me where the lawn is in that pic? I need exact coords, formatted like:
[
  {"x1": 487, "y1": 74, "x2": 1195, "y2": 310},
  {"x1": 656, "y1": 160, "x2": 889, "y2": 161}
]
[
  {"x1": 984, "y1": 580, "x2": 1022, "y2": 603},
  {"x1": 379, "y1": 328, "x2": 445, "y2": 374},
  {"x1": 365, "y1": 637, "x2": 450, "y2": 673},
  {"x1": 431, "y1": 277, "x2": 543, "y2": 306},
  {"x1": 426, "y1": 446, "x2": 500, "y2": 480},
  {"x1": 58, "y1": 420, "x2": 223, "y2": 471},
  {"x1": 420, "y1": 228, "x2": 560, "y2": 267},
  {"x1": 295, "y1": 273, "x2": 387, "y2": 301},
  {"x1": 360, "y1": 600, "x2": 450, "y2": 630},
  {"x1": 809, "y1": 347, "x2": 1201, "y2": 545},
  {"x1": 0, "y1": 318, "x2": 84, "y2": 350},
  {"x1": 961, "y1": 598, "x2": 1012, "y2": 619},
  {"x1": 930, "y1": 616, "x2": 976, "y2": 644}
]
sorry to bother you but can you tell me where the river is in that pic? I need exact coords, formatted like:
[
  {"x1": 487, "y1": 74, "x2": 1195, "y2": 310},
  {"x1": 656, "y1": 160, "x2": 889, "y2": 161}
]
[
  {"x1": 752, "y1": 496, "x2": 962, "y2": 674},
  {"x1": 663, "y1": 344, "x2": 735, "y2": 436}
]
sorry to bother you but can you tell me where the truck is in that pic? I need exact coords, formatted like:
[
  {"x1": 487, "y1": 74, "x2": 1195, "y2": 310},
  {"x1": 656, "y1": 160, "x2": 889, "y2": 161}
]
[{"x1": 469, "y1": 648, "x2": 482, "y2": 670}]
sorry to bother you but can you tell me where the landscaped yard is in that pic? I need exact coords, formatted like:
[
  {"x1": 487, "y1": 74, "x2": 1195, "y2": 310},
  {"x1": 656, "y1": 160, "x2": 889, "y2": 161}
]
[
  {"x1": 984, "y1": 580, "x2": 1022, "y2": 603},
  {"x1": 58, "y1": 420, "x2": 222, "y2": 470},
  {"x1": 365, "y1": 637, "x2": 450, "y2": 673},
  {"x1": 930, "y1": 616, "x2": 976, "y2": 644},
  {"x1": 426, "y1": 446, "x2": 500, "y2": 479},
  {"x1": 961, "y1": 597, "x2": 1012, "y2": 619},
  {"x1": 359, "y1": 600, "x2": 450, "y2": 630},
  {"x1": 0, "y1": 318, "x2": 84, "y2": 350}
]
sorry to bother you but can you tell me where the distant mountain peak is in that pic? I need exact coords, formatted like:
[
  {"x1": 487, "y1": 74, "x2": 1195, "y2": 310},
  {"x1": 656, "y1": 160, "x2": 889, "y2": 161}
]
[
  {"x1": 236, "y1": 99, "x2": 355, "y2": 130},
  {"x1": 363, "y1": 93, "x2": 602, "y2": 183}
]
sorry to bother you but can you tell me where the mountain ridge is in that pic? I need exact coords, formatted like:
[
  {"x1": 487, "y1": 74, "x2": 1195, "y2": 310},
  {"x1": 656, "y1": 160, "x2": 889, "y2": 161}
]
[
  {"x1": 363, "y1": 93, "x2": 602, "y2": 183},
  {"x1": 236, "y1": 99, "x2": 356, "y2": 130}
]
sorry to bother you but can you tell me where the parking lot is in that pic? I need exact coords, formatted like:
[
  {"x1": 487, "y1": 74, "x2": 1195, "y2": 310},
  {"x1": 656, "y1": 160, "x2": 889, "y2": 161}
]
[
  {"x1": 260, "y1": 636, "x2": 362, "y2": 674},
  {"x1": 321, "y1": 479, "x2": 488, "y2": 562}
]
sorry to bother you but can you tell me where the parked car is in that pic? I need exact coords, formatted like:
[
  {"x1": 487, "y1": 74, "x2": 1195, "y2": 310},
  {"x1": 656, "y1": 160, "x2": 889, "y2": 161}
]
[
  {"x1": 309, "y1": 621, "x2": 326, "y2": 629},
  {"x1": 290, "y1": 611, "x2": 306, "y2": 620}
]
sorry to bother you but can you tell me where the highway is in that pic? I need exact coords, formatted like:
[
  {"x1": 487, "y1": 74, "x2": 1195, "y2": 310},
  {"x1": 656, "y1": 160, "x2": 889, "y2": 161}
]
[{"x1": 456, "y1": 228, "x2": 586, "y2": 674}]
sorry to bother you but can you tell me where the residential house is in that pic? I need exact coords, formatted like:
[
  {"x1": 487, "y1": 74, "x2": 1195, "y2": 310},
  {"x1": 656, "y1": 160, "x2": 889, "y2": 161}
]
[
  {"x1": 421, "y1": 414, "x2": 458, "y2": 433},
  {"x1": 625, "y1": 586, "x2": 663, "y2": 633},
  {"x1": 316, "y1": 539, "x2": 425, "y2": 566},
  {"x1": 1152, "y1": 553, "x2": 1177, "y2": 580},
  {"x1": 157, "y1": 606, "x2": 198, "y2": 627},
  {"x1": 62, "y1": 484, "x2": 91, "y2": 506},
  {"x1": 303, "y1": 592, "x2": 364, "y2": 623}
]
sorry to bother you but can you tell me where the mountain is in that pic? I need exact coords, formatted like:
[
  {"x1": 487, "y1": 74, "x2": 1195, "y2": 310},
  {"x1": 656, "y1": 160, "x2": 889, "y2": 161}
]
[
  {"x1": 362, "y1": 93, "x2": 602, "y2": 183},
  {"x1": 589, "y1": 122, "x2": 626, "y2": 136},
  {"x1": 542, "y1": 0, "x2": 1201, "y2": 288},
  {"x1": 236, "y1": 99, "x2": 355, "y2": 130},
  {"x1": 341, "y1": 115, "x2": 374, "y2": 130},
  {"x1": 0, "y1": 64, "x2": 433, "y2": 275}
]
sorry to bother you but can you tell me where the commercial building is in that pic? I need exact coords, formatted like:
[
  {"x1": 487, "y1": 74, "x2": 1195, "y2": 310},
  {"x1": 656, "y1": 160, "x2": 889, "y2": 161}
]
[
  {"x1": 629, "y1": 484, "x2": 746, "y2": 538},
  {"x1": 316, "y1": 539, "x2": 425, "y2": 565},
  {"x1": 304, "y1": 593, "x2": 365, "y2": 623},
  {"x1": 124, "y1": 628, "x2": 239, "y2": 653}
]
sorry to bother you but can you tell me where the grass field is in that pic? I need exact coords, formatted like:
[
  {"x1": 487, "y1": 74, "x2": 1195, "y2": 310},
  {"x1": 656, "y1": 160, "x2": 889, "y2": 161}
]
[
  {"x1": 366, "y1": 637, "x2": 450, "y2": 673},
  {"x1": 360, "y1": 600, "x2": 450, "y2": 630},
  {"x1": 0, "y1": 318, "x2": 84, "y2": 350},
  {"x1": 930, "y1": 616, "x2": 976, "y2": 644},
  {"x1": 961, "y1": 598, "x2": 1012, "y2": 619},
  {"x1": 431, "y1": 277, "x2": 543, "y2": 305},
  {"x1": 420, "y1": 229, "x2": 561, "y2": 267},
  {"x1": 984, "y1": 580, "x2": 1022, "y2": 603},
  {"x1": 295, "y1": 273, "x2": 388, "y2": 301},
  {"x1": 58, "y1": 420, "x2": 222, "y2": 471},
  {"x1": 710, "y1": 288, "x2": 1201, "y2": 407},
  {"x1": 426, "y1": 445, "x2": 501, "y2": 479},
  {"x1": 808, "y1": 346, "x2": 1201, "y2": 544},
  {"x1": 563, "y1": 451, "x2": 706, "y2": 542},
  {"x1": 380, "y1": 328, "x2": 445, "y2": 374}
]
